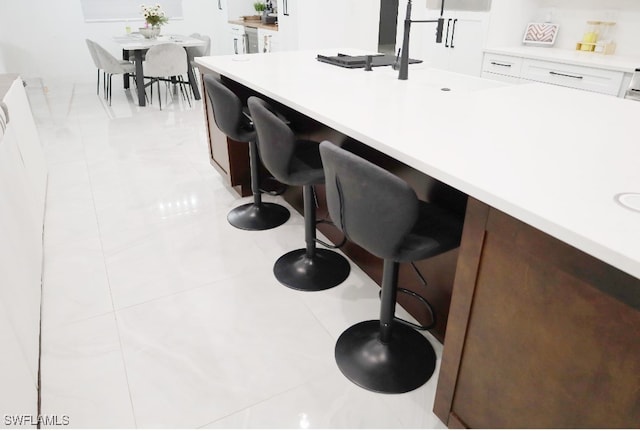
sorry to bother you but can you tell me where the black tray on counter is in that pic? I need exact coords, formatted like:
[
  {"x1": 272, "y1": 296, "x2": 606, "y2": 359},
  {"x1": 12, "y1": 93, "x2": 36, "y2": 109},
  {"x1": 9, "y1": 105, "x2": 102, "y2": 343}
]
[{"x1": 316, "y1": 53, "x2": 422, "y2": 69}]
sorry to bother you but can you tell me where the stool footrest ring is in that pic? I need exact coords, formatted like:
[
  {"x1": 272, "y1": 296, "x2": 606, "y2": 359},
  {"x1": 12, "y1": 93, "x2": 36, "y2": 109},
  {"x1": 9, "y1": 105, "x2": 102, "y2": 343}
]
[{"x1": 378, "y1": 287, "x2": 436, "y2": 331}]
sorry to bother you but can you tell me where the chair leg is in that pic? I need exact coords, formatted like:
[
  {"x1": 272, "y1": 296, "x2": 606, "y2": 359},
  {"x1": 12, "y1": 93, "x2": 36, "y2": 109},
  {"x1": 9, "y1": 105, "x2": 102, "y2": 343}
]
[
  {"x1": 226, "y1": 139, "x2": 290, "y2": 231},
  {"x1": 272, "y1": 184, "x2": 350, "y2": 291},
  {"x1": 334, "y1": 258, "x2": 436, "y2": 394},
  {"x1": 96, "y1": 69, "x2": 100, "y2": 95},
  {"x1": 304, "y1": 185, "x2": 317, "y2": 259},
  {"x1": 379, "y1": 260, "x2": 400, "y2": 343},
  {"x1": 105, "y1": 73, "x2": 110, "y2": 103},
  {"x1": 179, "y1": 77, "x2": 191, "y2": 107},
  {"x1": 109, "y1": 74, "x2": 113, "y2": 106}
]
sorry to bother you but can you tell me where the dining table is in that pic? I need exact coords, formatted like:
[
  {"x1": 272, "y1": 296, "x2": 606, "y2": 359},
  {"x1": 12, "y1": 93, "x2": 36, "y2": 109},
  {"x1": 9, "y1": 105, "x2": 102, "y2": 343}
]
[{"x1": 113, "y1": 33, "x2": 206, "y2": 106}]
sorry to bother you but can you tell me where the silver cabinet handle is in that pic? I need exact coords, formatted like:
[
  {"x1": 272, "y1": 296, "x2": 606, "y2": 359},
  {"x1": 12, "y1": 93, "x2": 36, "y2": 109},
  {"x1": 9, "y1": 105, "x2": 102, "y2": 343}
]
[
  {"x1": 549, "y1": 71, "x2": 583, "y2": 80},
  {"x1": 491, "y1": 61, "x2": 512, "y2": 68}
]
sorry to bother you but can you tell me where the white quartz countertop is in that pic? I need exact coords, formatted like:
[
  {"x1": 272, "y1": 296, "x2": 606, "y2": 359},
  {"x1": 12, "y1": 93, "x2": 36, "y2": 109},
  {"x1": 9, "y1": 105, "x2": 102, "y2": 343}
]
[
  {"x1": 196, "y1": 49, "x2": 640, "y2": 280},
  {"x1": 485, "y1": 46, "x2": 640, "y2": 73}
]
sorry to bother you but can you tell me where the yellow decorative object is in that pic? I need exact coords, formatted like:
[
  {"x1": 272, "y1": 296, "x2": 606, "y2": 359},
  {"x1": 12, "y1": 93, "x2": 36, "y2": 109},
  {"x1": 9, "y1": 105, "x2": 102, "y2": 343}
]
[
  {"x1": 576, "y1": 21, "x2": 616, "y2": 55},
  {"x1": 580, "y1": 21, "x2": 600, "y2": 51}
]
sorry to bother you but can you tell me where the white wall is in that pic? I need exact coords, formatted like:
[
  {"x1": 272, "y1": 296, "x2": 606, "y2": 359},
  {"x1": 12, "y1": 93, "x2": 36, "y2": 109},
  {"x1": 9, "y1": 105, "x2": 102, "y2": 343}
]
[
  {"x1": 486, "y1": 0, "x2": 537, "y2": 47},
  {"x1": 487, "y1": 0, "x2": 640, "y2": 57},
  {"x1": 0, "y1": 0, "x2": 230, "y2": 84},
  {"x1": 534, "y1": 0, "x2": 640, "y2": 57}
]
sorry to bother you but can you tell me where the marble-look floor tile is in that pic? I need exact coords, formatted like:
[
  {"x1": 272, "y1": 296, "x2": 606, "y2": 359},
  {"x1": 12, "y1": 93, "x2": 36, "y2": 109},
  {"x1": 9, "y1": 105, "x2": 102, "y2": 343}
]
[
  {"x1": 94, "y1": 177, "x2": 236, "y2": 255},
  {"x1": 41, "y1": 236, "x2": 113, "y2": 329},
  {"x1": 104, "y1": 209, "x2": 274, "y2": 309},
  {"x1": 203, "y1": 368, "x2": 409, "y2": 429},
  {"x1": 116, "y1": 272, "x2": 334, "y2": 428},
  {"x1": 40, "y1": 313, "x2": 136, "y2": 428}
]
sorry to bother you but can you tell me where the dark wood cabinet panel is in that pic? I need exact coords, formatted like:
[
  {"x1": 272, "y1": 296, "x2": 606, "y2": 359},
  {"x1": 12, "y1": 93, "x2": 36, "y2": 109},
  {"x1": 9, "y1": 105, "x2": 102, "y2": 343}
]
[{"x1": 435, "y1": 198, "x2": 640, "y2": 428}]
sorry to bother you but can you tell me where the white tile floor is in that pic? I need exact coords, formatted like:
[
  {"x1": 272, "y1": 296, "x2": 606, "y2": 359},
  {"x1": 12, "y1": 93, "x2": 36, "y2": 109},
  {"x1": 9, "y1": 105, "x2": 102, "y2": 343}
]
[{"x1": 30, "y1": 78, "x2": 447, "y2": 429}]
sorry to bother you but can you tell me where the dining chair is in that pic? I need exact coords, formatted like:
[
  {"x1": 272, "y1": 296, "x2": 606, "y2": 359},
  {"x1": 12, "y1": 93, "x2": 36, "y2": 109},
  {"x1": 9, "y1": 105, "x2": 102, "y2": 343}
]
[
  {"x1": 143, "y1": 43, "x2": 192, "y2": 110},
  {"x1": 186, "y1": 33, "x2": 211, "y2": 94},
  {"x1": 85, "y1": 39, "x2": 103, "y2": 96},
  {"x1": 90, "y1": 40, "x2": 136, "y2": 105}
]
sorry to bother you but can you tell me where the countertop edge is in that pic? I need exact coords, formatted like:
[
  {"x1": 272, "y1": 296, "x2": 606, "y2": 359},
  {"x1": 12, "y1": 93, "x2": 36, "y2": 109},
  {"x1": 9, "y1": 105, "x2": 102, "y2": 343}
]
[{"x1": 228, "y1": 19, "x2": 278, "y2": 31}]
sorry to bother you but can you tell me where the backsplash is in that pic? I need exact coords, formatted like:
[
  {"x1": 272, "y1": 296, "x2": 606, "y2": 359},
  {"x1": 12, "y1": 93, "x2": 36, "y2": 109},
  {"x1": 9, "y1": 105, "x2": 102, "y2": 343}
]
[{"x1": 534, "y1": 0, "x2": 640, "y2": 57}]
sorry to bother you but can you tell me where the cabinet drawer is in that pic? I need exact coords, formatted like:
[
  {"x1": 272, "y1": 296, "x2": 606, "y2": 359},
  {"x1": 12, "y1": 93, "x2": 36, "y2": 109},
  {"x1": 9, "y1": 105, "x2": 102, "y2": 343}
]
[
  {"x1": 521, "y1": 59, "x2": 624, "y2": 96},
  {"x1": 481, "y1": 71, "x2": 526, "y2": 85},
  {"x1": 482, "y1": 53, "x2": 523, "y2": 77}
]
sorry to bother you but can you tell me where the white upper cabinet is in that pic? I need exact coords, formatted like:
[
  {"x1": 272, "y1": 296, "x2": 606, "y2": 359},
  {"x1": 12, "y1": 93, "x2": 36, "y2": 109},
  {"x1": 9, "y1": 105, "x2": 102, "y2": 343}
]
[
  {"x1": 211, "y1": 0, "x2": 255, "y2": 55},
  {"x1": 277, "y1": 0, "x2": 381, "y2": 52},
  {"x1": 396, "y1": 0, "x2": 490, "y2": 76}
]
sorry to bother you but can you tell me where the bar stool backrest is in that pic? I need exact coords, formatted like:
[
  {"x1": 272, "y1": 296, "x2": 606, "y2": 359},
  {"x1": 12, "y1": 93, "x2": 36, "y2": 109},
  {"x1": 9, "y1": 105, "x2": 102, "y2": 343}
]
[
  {"x1": 203, "y1": 75, "x2": 255, "y2": 143},
  {"x1": 247, "y1": 96, "x2": 297, "y2": 184},
  {"x1": 319, "y1": 142, "x2": 419, "y2": 260}
]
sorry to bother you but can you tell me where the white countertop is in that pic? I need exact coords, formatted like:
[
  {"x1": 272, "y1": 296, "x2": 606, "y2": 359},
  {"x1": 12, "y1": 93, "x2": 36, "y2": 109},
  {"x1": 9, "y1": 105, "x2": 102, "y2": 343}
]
[
  {"x1": 485, "y1": 46, "x2": 640, "y2": 73},
  {"x1": 196, "y1": 50, "x2": 640, "y2": 280},
  {"x1": 114, "y1": 34, "x2": 205, "y2": 50}
]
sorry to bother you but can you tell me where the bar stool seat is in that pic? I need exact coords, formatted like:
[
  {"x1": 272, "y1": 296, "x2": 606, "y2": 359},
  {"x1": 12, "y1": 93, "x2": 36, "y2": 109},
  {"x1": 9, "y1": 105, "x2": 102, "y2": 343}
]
[
  {"x1": 319, "y1": 142, "x2": 464, "y2": 394},
  {"x1": 248, "y1": 96, "x2": 350, "y2": 292},
  {"x1": 203, "y1": 75, "x2": 290, "y2": 231}
]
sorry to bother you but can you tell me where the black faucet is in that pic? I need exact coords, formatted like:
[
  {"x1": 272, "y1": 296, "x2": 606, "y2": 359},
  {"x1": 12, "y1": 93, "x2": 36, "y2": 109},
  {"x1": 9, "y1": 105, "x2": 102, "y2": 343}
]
[{"x1": 398, "y1": 0, "x2": 447, "y2": 80}]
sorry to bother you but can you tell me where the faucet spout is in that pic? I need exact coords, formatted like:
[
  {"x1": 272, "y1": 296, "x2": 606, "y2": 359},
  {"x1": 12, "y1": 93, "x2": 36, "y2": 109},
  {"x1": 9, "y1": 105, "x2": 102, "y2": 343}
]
[
  {"x1": 398, "y1": 0, "x2": 446, "y2": 81},
  {"x1": 397, "y1": 0, "x2": 413, "y2": 80}
]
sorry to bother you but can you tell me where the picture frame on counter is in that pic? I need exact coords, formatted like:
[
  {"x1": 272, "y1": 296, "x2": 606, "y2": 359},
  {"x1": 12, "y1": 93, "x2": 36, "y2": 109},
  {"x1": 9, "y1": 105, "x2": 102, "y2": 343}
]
[{"x1": 523, "y1": 22, "x2": 559, "y2": 46}]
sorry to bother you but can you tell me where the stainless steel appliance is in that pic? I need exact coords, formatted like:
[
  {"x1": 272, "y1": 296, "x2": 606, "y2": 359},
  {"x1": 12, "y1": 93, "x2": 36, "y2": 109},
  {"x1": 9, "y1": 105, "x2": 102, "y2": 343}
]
[
  {"x1": 625, "y1": 68, "x2": 640, "y2": 101},
  {"x1": 246, "y1": 27, "x2": 259, "y2": 54}
]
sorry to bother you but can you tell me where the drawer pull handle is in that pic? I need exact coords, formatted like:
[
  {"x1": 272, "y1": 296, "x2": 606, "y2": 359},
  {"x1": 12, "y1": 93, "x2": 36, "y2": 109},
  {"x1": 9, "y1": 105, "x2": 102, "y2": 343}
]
[
  {"x1": 549, "y1": 71, "x2": 583, "y2": 80},
  {"x1": 491, "y1": 61, "x2": 512, "y2": 68}
]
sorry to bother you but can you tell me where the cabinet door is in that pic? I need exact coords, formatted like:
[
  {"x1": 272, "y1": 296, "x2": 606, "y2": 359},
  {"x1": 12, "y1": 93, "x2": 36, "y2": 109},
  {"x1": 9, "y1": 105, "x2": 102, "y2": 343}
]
[
  {"x1": 396, "y1": 1, "x2": 488, "y2": 76},
  {"x1": 229, "y1": 25, "x2": 247, "y2": 55},
  {"x1": 0, "y1": 123, "x2": 42, "y2": 391},
  {"x1": 258, "y1": 29, "x2": 278, "y2": 53},
  {"x1": 446, "y1": 15, "x2": 487, "y2": 76},
  {"x1": 212, "y1": 0, "x2": 231, "y2": 55},
  {"x1": 396, "y1": 1, "x2": 448, "y2": 68},
  {"x1": 277, "y1": 0, "x2": 298, "y2": 51}
]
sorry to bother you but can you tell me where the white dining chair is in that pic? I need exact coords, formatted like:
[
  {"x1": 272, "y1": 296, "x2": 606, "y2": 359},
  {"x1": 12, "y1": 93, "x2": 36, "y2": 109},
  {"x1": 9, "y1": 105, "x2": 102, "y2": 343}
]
[
  {"x1": 85, "y1": 39, "x2": 103, "y2": 96},
  {"x1": 143, "y1": 43, "x2": 192, "y2": 110},
  {"x1": 186, "y1": 33, "x2": 211, "y2": 95},
  {"x1": 90, "y1": 40, "x2": 137, "y2": 105}
]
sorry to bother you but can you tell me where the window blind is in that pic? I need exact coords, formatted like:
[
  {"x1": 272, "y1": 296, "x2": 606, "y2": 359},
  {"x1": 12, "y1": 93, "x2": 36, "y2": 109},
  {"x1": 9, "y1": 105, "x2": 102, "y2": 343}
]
[{"x1": 80, "y1": 0, "x2": 183, "y2": 22}]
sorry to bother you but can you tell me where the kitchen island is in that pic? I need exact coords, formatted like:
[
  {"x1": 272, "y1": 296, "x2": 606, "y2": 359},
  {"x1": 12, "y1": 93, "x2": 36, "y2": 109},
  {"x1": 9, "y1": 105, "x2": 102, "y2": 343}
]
[{"x1": 195, "y1": 50, "x2": 640, "y2": 428}]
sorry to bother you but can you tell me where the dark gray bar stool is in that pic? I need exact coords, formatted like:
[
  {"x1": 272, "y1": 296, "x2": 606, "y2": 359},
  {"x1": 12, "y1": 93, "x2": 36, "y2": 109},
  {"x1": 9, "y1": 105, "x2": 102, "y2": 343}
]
[
  {"x1": 319, "y1": 142, "x2": 464, "y2": 394},
  {"x1": 247, "y1": 96, "x2": 350, "y2": 292},
  {"x1": 203, "y1": 75, "x2": 290, "y2": 231}
]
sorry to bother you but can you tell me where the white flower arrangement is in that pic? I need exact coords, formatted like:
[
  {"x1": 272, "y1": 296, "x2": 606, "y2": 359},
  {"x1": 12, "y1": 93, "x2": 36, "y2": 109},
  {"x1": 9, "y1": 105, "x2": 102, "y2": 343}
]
[{"x1": 140, "y1": 4, "x2": 169, "y2": 27}]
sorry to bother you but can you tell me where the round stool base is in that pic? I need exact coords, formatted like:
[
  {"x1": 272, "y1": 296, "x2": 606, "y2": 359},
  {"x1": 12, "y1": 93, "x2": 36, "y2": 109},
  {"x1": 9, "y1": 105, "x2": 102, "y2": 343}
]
[
  {"x1": 227, "y1": 202, "x2": 290, "y2": 231},
  {"x1": 274, "y1": 248, "x2": 350, "y2": 291},
  {"x1": 335, "y1": 320, "x2": 436, "y2": 394}
]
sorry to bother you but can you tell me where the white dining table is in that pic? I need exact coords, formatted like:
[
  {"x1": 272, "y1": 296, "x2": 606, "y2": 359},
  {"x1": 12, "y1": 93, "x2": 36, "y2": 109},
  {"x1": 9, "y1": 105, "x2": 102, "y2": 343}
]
[{"x1": 113, "y1": 33, "x2": 206, "y2": 106}]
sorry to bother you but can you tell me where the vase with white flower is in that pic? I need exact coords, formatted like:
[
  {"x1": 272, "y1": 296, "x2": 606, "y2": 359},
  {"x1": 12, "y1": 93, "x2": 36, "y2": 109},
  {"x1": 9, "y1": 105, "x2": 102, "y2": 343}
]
[{"x1": 139, "y1": 4, "x2": 169, "y2": 39}]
